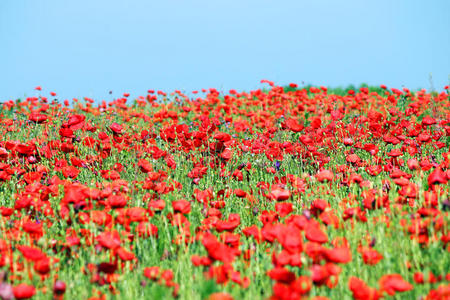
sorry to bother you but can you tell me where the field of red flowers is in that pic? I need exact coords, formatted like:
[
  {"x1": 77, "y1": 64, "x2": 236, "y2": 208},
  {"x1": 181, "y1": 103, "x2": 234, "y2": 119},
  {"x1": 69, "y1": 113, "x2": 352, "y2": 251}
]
[{"x1": 0, "y1": 82, "x2": 449, "y2": 300}]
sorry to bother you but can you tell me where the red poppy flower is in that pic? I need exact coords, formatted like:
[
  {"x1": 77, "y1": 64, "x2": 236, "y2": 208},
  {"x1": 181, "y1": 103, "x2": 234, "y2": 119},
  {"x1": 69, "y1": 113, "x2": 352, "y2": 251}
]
[
  {"x1": 107, "y1": 194, "x2": 128, "y2": 208},
  {"x1": 115, "y1": 247, "x2": 136, "y2": 261},
  {"x1": 422, "y1": 116, "x2": 436, "y2": 126},
  {"x1": 172, "y1": 200, "x2": 191, "y2": 214},
  {"x1": 59, "y1": 127, "x2": 75, "y2": 138},
  {"x1": 270, "y1": 185, "x2": 291, "y2": 201},
  {"x1": 202, "y1": 232, "x2": 238, "y2": 263},
  {"x1": 96, "y1": 231, "x2": 121, "y2": 250},
  {"x1": 428, "y1": 167, "x2": 448, "y2": 186},
  {"x1": 191, "y1": 255, "x2": 212, "y2": 266},
  {"x1": 267, "y1": 267, "x2": 296, "y2": 283},
  {"x1": 34, "y1": 257, "x2": 51, "y2": 275},
  {"x1": 348, "y1": 277, "x2": 381, "y2": 300},
  {"x1": 29, "y1": 113, "x2": 48, "y2": 123},
  {"x1": 17, "y1": 245, "x2": 45, "y2": 262},
  {"x1": 285, "y1": 118, "x2": 304, "y2": 132},
  {"x1": 110, "y1": 122, "x2": 123, "y2": 134},
  {"x1": 277, "y1": 224, "x2": 303, "y2": 253},
  {"x1": 316, "y1": 170, "x2": 334, "y2": 182},
  {"x1": 207, "y1": 292, "x2": 234, "y2": 300},
  {"x1": 324, "y1": 247, "x2": 352, "y2": 263},
  {"x1": 62, "y1": 165, "x2": 80, "y2": 179},
  {"x1": 97, "y1": 262, "x2": 117, "y2": 274},
  {"x1": 361, "y1": 247, "x2": 383, "y2": 265},
  {"x1": 234, "y1": 189, "x2": 246, "y2": 198},
  {"x1": 379, "y1": 274, "x2": 413, "y2": 296},
  {"x1": 305, "y1": 224, "x2": 328, "y2": 244},
  {"x1": 290, "y1": 275, "x2": 312, "y2": 295},
  {"x1": 275, "y1": 202, "x2": 293, "y2": 217},
  {"x1": 13, "y1": 284, "x2": 36, "y2": 299},
  {"x1": 22, "y1": 221, "x2": 43, "y2": 237},
  {"x1": 215, "y1": 213, "x2": 240, "y2": 232},
  {"x1": 138, "y1": 159, "x2": 153, "y2": 173},
  {"x1": 64, "y1": 114, "x2": 86, "y2": 131}
]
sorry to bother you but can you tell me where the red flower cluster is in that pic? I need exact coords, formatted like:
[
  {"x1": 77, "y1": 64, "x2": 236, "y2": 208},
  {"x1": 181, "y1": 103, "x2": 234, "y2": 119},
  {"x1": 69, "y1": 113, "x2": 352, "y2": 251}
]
[{"x1": 0, "y1": 83, "x2": 448, "y2": 299}]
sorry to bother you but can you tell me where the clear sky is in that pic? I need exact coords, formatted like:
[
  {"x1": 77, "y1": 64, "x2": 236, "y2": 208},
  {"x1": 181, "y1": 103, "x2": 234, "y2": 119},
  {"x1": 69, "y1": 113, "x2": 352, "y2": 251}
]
[{"x1": 1, "y1": 0, "x2": 449, "y2": 102}]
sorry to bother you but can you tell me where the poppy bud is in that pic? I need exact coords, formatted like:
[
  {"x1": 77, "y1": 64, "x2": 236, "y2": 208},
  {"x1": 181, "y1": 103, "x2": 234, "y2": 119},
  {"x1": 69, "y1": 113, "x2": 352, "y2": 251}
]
[
  {"x1": 442, "y1": 199, "x2": 450, "y2": 211},
  {"x1": 53, "y1": 280, "x2": 66, "y2": 295}
]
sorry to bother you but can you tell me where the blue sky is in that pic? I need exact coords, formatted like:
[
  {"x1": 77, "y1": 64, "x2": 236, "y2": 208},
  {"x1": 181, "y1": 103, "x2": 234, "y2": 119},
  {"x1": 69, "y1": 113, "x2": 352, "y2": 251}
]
[{"x1": 0, "y1": 0, "x2": 449, "y2": 102}]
